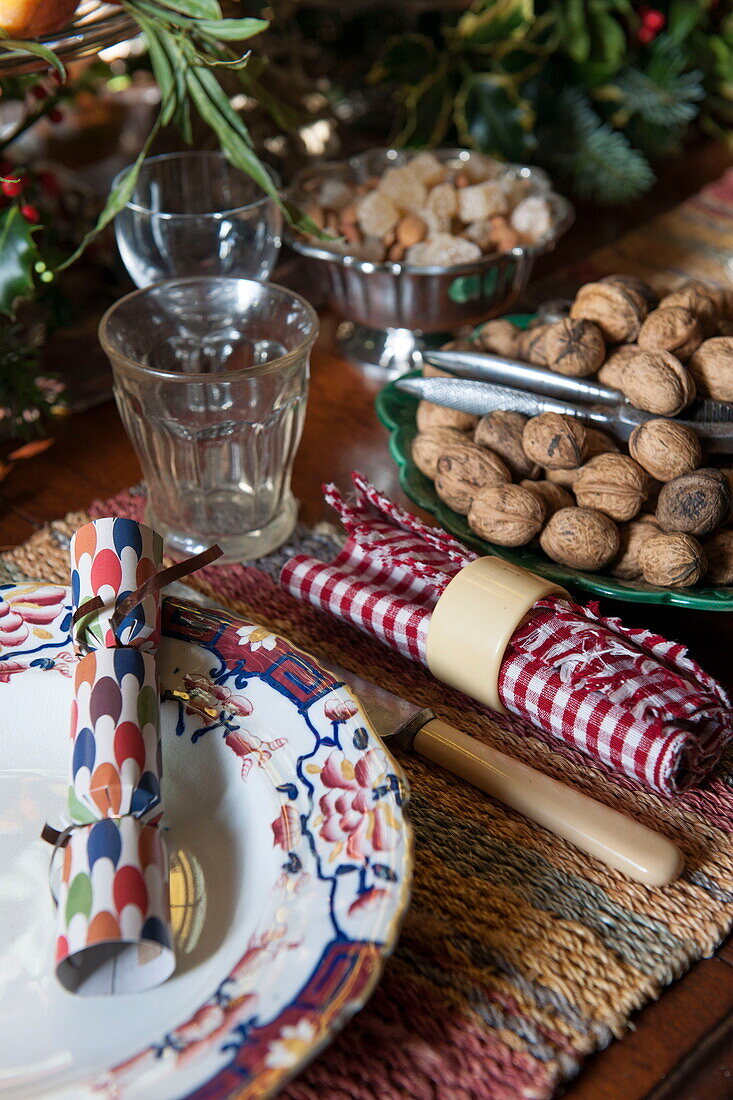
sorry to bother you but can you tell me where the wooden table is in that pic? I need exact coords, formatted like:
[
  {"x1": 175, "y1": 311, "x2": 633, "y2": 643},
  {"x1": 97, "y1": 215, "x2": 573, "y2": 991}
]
[{"x1": 3, "y1": 144, "x2": 733, "y2": 1099}]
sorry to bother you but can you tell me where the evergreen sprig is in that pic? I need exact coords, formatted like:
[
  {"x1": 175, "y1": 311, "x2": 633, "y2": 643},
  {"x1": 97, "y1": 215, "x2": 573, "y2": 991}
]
[
  {"x1": 614, "y1": 37, "x2": 705, "y2": 129},
  {"x1": 537, "y1": 89, "x2": 655, "y2": 205},
  {"x1": 372, "y1": 0, "x2": 725, "y2": 205}
]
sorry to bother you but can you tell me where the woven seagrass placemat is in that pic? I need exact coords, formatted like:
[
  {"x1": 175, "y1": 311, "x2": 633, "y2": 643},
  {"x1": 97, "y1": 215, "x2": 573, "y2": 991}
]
[{"x1": 4, "y1": 487, "x2": 733, "y2": 1100}]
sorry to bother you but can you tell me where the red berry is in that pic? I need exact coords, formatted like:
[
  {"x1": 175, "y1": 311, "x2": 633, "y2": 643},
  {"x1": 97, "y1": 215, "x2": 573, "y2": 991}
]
[
  {"x1": 38, "y1": 170, "x2": 61, "y2": 198},
  {"x1": 47, "y1": 107, "x2": 63, "y2": 124},
  {"x1": 20, "y1": 204, "x2": 39, "y2": 223},
  {"x1": 30, "y1": 84, "x2": 47, "y2": 101},
  {"x1": 1, "y1": 177, "x2": 24, "y2": 197}
]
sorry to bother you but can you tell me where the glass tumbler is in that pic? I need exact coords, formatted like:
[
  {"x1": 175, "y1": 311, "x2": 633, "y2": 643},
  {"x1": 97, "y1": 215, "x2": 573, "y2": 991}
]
[
  {"x1": 99, "y1": 277, "x2": 318, "y2": 563},
  {"x1": 113, "y1": 151, "x2": 282, "y2": 288}
]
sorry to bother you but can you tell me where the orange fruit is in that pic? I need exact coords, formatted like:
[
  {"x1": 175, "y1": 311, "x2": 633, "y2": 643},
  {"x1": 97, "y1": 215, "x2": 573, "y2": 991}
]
[{"x1": 0, "y1": 0, "x2": 79, "y2": 37}]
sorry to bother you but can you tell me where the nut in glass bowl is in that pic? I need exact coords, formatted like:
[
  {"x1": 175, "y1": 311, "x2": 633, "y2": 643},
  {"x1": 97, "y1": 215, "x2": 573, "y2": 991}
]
[{"x1": 286, "y1": 148, "x2": 573, "y2": 376}]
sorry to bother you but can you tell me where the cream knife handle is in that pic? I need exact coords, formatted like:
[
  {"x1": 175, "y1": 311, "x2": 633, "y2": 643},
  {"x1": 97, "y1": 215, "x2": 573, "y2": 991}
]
[{"x1": 414, "y1": 718, "x2": 684, "y2": 886}]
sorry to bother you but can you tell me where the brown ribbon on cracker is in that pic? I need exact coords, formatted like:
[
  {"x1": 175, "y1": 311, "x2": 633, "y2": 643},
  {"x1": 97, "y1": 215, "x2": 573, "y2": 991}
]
[{"x1": 72, "y1": 544, "x2": 223, "y2": 632}]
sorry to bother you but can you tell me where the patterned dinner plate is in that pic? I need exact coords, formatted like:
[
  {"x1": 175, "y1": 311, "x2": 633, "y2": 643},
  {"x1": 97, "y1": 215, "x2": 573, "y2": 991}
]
[{"x1": 0, "y1": 584, "x2": 412, "y2": 1099}]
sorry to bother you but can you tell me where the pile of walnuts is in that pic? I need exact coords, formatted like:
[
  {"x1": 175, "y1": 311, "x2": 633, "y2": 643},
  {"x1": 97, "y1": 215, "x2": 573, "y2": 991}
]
[
  {"x1": 412, "y1": 275, "x2": 733, "y2": 589},
  {"x1": 477, "y1": 274, "x2": 733, "y2": 414}
]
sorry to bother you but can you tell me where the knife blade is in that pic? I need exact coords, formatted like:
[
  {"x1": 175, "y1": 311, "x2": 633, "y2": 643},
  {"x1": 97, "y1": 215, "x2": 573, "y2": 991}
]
[{"x1": 327, "y1": 659, "x2": 683, "y2": 887}]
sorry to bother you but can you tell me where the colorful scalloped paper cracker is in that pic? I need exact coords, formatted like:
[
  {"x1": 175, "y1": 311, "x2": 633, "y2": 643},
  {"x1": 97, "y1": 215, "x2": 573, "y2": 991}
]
[
  {"x1": 55, "y1": 816, "x2": 174, "y2": 995},
  {"x1": 69, "y1": 648, "x2": 162, "y2": 824},
  {"x1": 70, "y1": 518, "x2": 163, "y2": 654}
]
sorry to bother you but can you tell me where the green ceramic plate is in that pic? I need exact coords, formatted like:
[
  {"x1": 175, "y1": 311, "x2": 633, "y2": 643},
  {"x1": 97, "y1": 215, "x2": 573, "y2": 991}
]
[{"x1": 375, "y1": 315, "x2": 733, "y2": 610}]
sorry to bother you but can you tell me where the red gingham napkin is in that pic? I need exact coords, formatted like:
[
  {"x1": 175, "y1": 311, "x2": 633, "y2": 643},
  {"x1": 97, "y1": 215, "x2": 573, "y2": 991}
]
[{"x1": 280, "y1": 472, "x2": 731, "y2": 795}]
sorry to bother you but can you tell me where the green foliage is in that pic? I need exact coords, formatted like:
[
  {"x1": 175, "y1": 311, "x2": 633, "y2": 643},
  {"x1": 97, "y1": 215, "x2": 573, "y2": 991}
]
[
  {"x1": 0, "y1": 0, "x2": 299, "y2": 434},
  {"x1": 373, "y1": 0, "x2": 729, "y2": 205},
  {"x1": 0, "y1": 323, "x2": 56, "y2": 438},
  {"x1": 536, "y1": 88, "x2": 654, "y2": 203},
  {"x1": 0, "y1": 207, "x2": 42, "y2": 317}
]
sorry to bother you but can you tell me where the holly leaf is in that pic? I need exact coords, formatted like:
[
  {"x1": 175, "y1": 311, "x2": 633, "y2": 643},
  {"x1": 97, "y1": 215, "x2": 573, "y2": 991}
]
[
  {"x1": 396, "y1": 66, "x2": 453, "y2": 147},
  {"x1": 455, "y1": 0, "x2": 534, "y2": 48},
  {"x1": 369, "y1": 33, "x2": 437, "y2": 86},
  {"x1": 0, "y1": 207, "x2": 41, "y2": 317},
  {"x1": 455, "y1": 72, "x2": 536, "y2": 161}
]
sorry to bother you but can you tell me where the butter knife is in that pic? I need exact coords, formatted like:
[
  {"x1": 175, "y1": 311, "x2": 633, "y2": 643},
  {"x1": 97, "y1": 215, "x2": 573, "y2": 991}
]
[{"x1": 327, "y1": 659, "x2": 684, "y2": 887}]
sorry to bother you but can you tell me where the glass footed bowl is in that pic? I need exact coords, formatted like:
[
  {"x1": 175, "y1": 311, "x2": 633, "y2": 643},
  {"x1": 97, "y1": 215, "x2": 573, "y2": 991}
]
[{"x1": 286, "y1": 147, "x2": 574, "y2": 376}]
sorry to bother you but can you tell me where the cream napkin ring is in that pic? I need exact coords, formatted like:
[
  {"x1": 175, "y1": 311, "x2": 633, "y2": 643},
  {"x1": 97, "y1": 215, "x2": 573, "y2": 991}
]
[{"x1": 425, "y1": 557, "x2": 569, "y2": 713}]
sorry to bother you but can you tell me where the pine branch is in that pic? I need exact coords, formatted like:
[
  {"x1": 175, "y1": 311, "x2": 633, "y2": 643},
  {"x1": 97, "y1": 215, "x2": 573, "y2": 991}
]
[
  {"x1": 536, "y1": 90, "x2": 655, "y2": 204},
  {"x1": 615, "y1": 36, "x2": 704, "y2": 129}
]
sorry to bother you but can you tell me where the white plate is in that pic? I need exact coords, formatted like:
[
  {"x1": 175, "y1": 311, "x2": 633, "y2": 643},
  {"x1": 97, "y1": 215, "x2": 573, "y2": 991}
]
[{"x1": 0, "y1": 584, "x2": 412, "y2": 1099}]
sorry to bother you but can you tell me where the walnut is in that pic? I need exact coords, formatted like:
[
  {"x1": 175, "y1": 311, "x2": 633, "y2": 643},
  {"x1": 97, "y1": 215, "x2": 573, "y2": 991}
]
[
  {"x1": 584, "y1": 427, "x2": 620, "y2": 458},
  {"x1": 574, "y1": 454, "x2": 648, "y2": 521},
  {"x1": 659, "y1": 282, "x2": 718, "y2": 337},
  {"x1": 520, "y1": 479, "x2": 574, "y2": 517},
  {"x1": 540, "y1": 507, "x2": 620, "y2": 571},
  {"x1": 597, "y1": 345, "x2": 639, "y2": 390},
  {"x1": 709, "y1": 286, "x2": 733, "y2": 322},
  {"x1": 656, "y1": 469, "x2": 732, "y2": 537},
  {"x1": 522, "y1": 413, "x2": 588, "y2": 470},
  {"x1": 600, "y1": 274, "x2": 659, "y2": 311},
  {"x1": 468, "y1": 484, "x2": 545, "y2": 546},
  {"x1": 689, "y1": 337, "x2": 733, "y2": 402},
  {"x1": 435, "y1": 441, "x2": 510, "y2": 515},
  {"x1": 619, "y1": 351, "x2": 695, "y2": 416},
  {"x1": 475, "y1": 319, "x2": 520, "y2": 357},
  {"x1": 544, "y1": 466, "x2": 581, "y2": 489},
  {"x1": 474, "y1": 410, "x2": 540, "y2": 479},
  {"x1": 638, "y1": 532, "x2": 706, "y2": 588},
  {"x1": 612, "y1": 516, "x2": 661, "y2": 579},
  {"x1": 628, "y1": 419, "x2": 701, "y2": 482},
  {"x1": 411, "y1": 427, "x2": 466, "y2": 479},
  {"x1": 570, "y1": 281, "x2": 648, "y2": 343},
  {"x1": 637, "y1": 307, "x2": 703, "y2": 361},
  {"x1": 516, "y1": 323, "x2": 551, "y2": 366},
  {"x1": 544, "y1": 318, "x2": 605, "y2": 377},
  {"x1": 704, "y1": 529, "x2": 733, "y2": 585},
  {"x1": 416, "y1": 399, "x2": 478, "y2": 433}
]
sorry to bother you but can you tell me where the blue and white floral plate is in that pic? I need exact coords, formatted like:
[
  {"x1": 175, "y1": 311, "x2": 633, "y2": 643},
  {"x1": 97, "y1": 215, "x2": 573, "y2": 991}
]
[{"x1": 0, "y1": 584, "x2": 412, "y2": 1099}]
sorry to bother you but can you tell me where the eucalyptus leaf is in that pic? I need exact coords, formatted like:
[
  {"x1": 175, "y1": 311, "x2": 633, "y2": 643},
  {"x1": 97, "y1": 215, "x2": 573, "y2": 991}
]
[
  {"x1": 186, "y1": 62, "x2": 255, "y2": 149},
  {"x1": 56, "y1": 115, "x2": 164, "y2": 272},
  {"x1": 186, "y1": 68, "x2": 279, "y2": 201},
  {"x1": 0, "y1": 207, "x2": 42, "y2": 316},
  {"x1": 194, "y1": 48, "x2": 251, "y2": 70},
  {"x1": 154, "y1": 26, "x2": 192, "y2": 139},
  {"x1": 0, "y1": 38, "x2": 65, "y2": 80},
  {"x1": 155, "y1": 0, "x2": 221, "y2": 17},
  {"x1": 196, "y1": 18, "x2": 269, "y2": 41}
]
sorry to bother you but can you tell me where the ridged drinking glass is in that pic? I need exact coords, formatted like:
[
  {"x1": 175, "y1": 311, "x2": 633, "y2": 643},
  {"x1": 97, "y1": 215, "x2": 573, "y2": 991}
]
[{"x1": 99, "y1": 277, "x2": 317, "y2": 562}]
